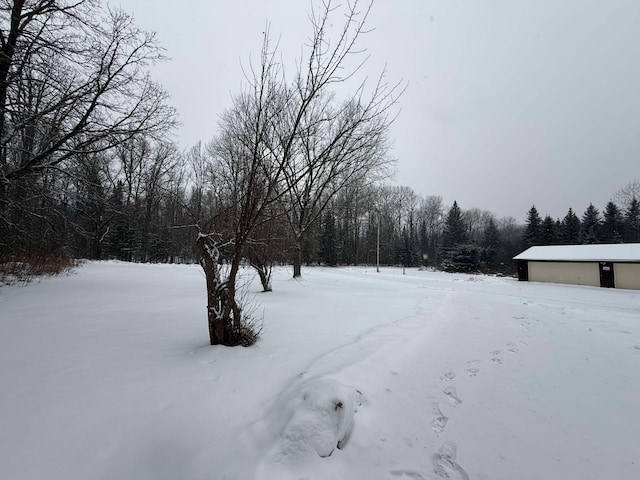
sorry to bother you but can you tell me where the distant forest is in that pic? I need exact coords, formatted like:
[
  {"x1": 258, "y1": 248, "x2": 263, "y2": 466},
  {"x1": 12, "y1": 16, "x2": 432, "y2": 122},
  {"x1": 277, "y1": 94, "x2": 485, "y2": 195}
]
[{"x1": 3, "y1": 139, "x2": 638, "y2": 276}]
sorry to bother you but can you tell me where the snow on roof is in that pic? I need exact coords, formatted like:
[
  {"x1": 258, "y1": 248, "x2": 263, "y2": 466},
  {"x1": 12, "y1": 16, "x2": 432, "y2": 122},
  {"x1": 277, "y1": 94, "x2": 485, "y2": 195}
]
[{"x1": 514, "y1": 244, "x2": 640, "y2": 262}]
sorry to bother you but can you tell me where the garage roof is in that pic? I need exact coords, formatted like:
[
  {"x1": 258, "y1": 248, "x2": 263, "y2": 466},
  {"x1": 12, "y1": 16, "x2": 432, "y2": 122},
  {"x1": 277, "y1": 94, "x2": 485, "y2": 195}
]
[{"x1": 514, "y1": 244, "x2": 640, "y2": 262}]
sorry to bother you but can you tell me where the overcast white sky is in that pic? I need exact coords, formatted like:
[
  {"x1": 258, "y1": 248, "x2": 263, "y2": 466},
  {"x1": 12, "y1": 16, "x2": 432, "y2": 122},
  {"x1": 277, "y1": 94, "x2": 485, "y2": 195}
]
[{"x1": 118, "y1": 0, "x2": 640, "y2": 222}]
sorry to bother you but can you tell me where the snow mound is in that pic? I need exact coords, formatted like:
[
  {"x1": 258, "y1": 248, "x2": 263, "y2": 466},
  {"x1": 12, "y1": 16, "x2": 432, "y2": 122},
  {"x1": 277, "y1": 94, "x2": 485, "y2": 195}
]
[{"x1": 256, "y1": 377, "x2": 363, "y2": 470}]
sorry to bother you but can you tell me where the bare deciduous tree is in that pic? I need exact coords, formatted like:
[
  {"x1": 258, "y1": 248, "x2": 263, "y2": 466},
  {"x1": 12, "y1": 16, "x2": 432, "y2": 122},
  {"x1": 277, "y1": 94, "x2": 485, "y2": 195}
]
[
  {"x1": 197, "y1": 0, "x2": 402, "y2": 346},
  {"x1": 196, "y1": 33, "x2": 287, "y2": 345},
  {"x1": 464, "y1": 208, "x2": 495, "y2": 244},
  {"x1": 615, "y1": 180, "x2": 640, "y2": 210},
  {"x1": 283, "y1": 84, "x2": 396, "y2": 276}
]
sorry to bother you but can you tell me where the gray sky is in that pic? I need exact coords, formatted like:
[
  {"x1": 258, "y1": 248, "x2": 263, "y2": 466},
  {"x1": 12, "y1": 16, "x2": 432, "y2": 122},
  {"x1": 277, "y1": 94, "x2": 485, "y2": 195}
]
[{"x1": 119, "y1": 0, "x2": 640, "y2": 222}]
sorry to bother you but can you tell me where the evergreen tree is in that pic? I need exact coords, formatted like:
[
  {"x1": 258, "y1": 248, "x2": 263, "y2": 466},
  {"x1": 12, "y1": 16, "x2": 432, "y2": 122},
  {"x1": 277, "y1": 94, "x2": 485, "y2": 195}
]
[
  {"x1": 441, "y1": 201, "x2": 467, "y2": 251},
  {"x1": 624, "y1": 197, "x2": 640, "y2": 242},
  {"x1": 441, "y1": 244, "x2": 481, "y2": 273},
  {"x1": 481, "y1": 217, "x2": 501, "y2": 270},
  {"x1": 440, "y1": 201, "x2": 478, "y2": 272},
  {"x1": 319, "y1": 211, "x2": 338, "y2": 266},
  {"x1": 523, "y1": 205, "x2": 542, "y2": 248},
  {"x1": 482, "y1": 217, "x2": 500, "y2": 250},
  {"x1": 581, "y1": 203, "x2": 602, "y2": 244},
  {"x1": 601, "y1": 201, "x2": 624, "y2": 243},
  {"x1": 560, "y1": 208, "x2": 581, "y2": 244},
  {"x1": 540, "y1": 215, "x2": 558, "y2": 245},
  {"x1": 102, "y1": 181, "x2": 129, "y2": 260},
  {"x1": 337, "y1": 218, "x2": 352, "y2": 265},
  {"x1": 418, "y1": 218, "x2": 428, "y2": 265},
  {"x1": 400, "y1": 226, "x2": 416, "y2": 267}
]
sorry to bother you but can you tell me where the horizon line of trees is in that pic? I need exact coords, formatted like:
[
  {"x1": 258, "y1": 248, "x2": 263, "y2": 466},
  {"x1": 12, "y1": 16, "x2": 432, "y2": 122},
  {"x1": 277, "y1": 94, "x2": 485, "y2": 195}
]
[
  {"x1": 433, "y1": 185, "x2": 640, "y2": 274},
  {"x1": 523, "y1": 195, "x2": 640, "y2": 249},
  {"x1": 3, "y1": 128, "x2": 638, "y2": 275}
]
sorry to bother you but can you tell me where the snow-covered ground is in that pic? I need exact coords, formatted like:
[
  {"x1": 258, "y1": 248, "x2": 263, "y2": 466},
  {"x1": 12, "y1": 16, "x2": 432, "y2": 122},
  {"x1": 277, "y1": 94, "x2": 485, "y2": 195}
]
[{"x1": 1, "y1": 262, "x2": 639, "y2": 480}]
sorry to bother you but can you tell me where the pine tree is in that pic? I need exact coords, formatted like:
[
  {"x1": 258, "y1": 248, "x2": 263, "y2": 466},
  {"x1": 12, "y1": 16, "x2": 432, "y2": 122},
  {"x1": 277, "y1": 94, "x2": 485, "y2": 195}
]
[
  {"x1": 523, "y1": 205, "x2": 542, "y2": 248},
  {"x1": 440, "y1": 201, "x2": 477, "y2": 272},
  {"x1": 560, "y1": 208, "x2": 581, "y2": 244},
  {"x1": 581, "y1": 203, "x2": 602, "y2": 244},
  {"x1": 319, "y1": 211, "x2": 338, "y2": 266},
  {"x1": 418, "y1": 218, "x2": 428, "y2": 265},
  {"x1": 441, "y1": 244, "x2": 481, "y2": 273},
  {"x1": 441, "y1": 201, "x2": 467, "y2": 251},
  {"x1": 601, "y1": 201, "x2": 624, "y2": 243},
  {"x1": 482, "y1": 217, "x2": 500, "y2": 250},
  {"x1": 540, "y1": 215, "x2": 557, "y2": 245},
  {"x1": 481, "y1": 217, "x2": 501, "y2": 269},
  {"x1": 400, "y1": 226, "x2": 416, "y2": 267},
  {"x1": 624, "y1": 197, "x2": 640, "y2": 242}
]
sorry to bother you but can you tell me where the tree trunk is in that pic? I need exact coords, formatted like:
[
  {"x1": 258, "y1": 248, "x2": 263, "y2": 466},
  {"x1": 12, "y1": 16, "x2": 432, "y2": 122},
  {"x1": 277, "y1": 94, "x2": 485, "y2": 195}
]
[
  {"x1": 224, "y1": 248, "x2": 243, "y2": 332},
  {"x1": 195, "y1": 234, "x2": 228, "y2": 345},
  {"x1": 0, "y1": 1, "x2": 25, "y2": 166},
  {"x1": 293, "y1": 242, "x2": 302, "y2": 278},
  {"x1": 252, "y1": 262, "x2": 272, "y2": 292},
  {"x1": 93, "y1": 232, "x2": 101, "y2": 260}
]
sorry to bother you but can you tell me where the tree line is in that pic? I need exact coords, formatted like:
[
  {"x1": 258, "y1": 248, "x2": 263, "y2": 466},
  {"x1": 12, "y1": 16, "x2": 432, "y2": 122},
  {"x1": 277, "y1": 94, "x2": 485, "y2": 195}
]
[
  {"x1": 523, "y1": 191, "x2": 640, "y2": 249},
  {"x1": 426, "y1": 187, "x2": 640, "y2": 275},
  {"x1": 295, "y1": 189, "x2": 525, "y2": 275}
]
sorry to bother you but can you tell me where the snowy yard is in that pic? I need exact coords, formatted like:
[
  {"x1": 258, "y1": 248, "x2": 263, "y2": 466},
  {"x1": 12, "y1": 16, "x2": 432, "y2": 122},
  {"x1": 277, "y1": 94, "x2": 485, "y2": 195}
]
[{"x1": 1, "y1": 262, "x2": 639, "y2": 480}]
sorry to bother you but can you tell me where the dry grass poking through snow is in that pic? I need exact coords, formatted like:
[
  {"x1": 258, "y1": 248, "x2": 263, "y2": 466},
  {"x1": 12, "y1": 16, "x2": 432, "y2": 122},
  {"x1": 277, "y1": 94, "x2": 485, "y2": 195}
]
[{"x1": 0, "y1": 253, "x2": 79, "y2": 286}]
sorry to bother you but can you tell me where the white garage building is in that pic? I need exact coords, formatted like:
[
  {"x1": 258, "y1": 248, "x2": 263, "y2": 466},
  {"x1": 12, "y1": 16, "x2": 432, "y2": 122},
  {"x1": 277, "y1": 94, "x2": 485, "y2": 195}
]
[{"x1": 514, "y1": 244, "x2": 640, "y2": 290}]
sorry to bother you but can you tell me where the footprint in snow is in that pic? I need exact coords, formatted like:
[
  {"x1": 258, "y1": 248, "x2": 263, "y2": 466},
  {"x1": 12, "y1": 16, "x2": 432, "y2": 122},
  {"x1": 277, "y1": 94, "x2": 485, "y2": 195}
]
[
  {"x1": 432, "y1": 441, "x2": 470, "y2": 480},
  {"x1": 440, "y1": 371, "x2": 456, "y2": 381},
  {"x1": 465, "y1": 367, "x2": 479, "y2": 377},
  {"x1": 443, "y1": 386, "x2": 462, "y2": 406},
  {"x1": 490, "y1": 350, "x2": 503, "y2": 364},
  {"x1": 507, "y1": 341, "x2": 517, "y2": 353},
  {"x1": 430, "y1": 402, "x2": 448, "y2": 433}
]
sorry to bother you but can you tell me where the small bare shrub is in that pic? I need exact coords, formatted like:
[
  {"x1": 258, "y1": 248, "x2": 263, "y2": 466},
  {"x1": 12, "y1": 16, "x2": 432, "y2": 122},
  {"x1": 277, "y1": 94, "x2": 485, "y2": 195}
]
[
  {"x1": 231, "y1": 279, "x2": 263, "y2": 347},
  {"x1": 233, "y1": 316, "x2": 264, "y2": 347},
  {"x1": 0, "y1": 252, "x2": 79, "y2": 285}
]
